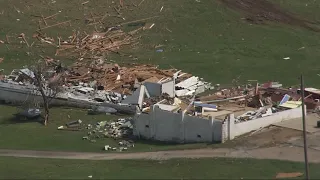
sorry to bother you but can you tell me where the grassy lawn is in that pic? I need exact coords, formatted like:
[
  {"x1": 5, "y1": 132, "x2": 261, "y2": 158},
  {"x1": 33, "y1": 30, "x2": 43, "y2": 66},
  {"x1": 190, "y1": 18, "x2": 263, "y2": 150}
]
[
  {"x1": 0, "y1": 157, "x2": 318, "y2": 179},
  {"x1": 0, "y1": 0, "x2": 320, "y2": 152},
  {"x1": 0, "y1": 104, "x2": 210, "y2": 152},
  {"x1": 0, "y1": 0, "x2": 320, "y2": 86}
]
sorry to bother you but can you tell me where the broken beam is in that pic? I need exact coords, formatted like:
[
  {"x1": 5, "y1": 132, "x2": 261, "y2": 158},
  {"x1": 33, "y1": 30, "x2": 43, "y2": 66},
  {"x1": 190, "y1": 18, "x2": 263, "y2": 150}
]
[
  {"x1": 44, "y1": 12, "x2": 59, "y2": 20},
  {"x1": 37, "y1": 20, "x2": 71, "y2": 31},
  {"x1": 119, "y1": 16, "x2": 159, "y2": 26}
]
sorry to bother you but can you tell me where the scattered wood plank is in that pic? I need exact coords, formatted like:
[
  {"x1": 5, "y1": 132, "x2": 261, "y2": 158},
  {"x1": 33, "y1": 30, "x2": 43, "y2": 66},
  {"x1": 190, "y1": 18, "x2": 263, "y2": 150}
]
[
  {"x1": 38, "y1": 20, "x2": 42, "y2": 30},
  {"x1": 41, "y1": 14, "x2": 48, "y2": 26},
  {"x1": 119, "y1": 16, "x2": 159, "y2": 26},
  {"x1": 57, "y1": 37, "x2": 61, "y2": 47},
  {"x1": 82, "y1": 1, "x2": 89, "y2": 5},
  {"x1": 114, "y1": 7, "x2": 121, "y2": 15},
  {"x1": 160, "y1": 6, "x2": 164, "y2": 12},
  {"x1": 19, "y1": 33, "x2": 30, "y2": 47},
  {"x1": 13, "y1": 6, "x2": 20, "y2": 13},
  {"x1": 88, "y1": 22, "x2": 100, "y2": 26},
  {"x1": 38, "y1": 20, "x2": 71, "y2": 31},
  {"x1": 138, "y1": 0, "x2": 145, "y2": 6},
  {"x1": 166, "y1": 28, "x2": 172, "y2": 32},
  {"x1": 44, "y1": 12, "x2": 59, "y2": 20}
]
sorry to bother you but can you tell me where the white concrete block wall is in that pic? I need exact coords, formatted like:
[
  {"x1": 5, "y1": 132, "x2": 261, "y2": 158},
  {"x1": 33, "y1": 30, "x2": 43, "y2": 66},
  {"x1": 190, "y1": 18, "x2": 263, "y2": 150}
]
[
  {"x1": 221, "y1": 121, "x2": 227, "y2": 143},
  {"x1": 134, "y1": 105, "x2": 304, "y2": 143},
  {"x1": 133, "y1": 113, "x2": 151, "y2": 139},
  {"x1": 226, "y1": 106, "x2": 303, "y2": 140},
  {"x1": 212, "y1": 120, "x2": 223, "y2": 142},
  {"x1": 134, "y1": 105, "x2": 223, "y2": 143},
  {"x1": 184, "y1": 115, "x2": 214, "y2": 142},
  {"x1": 153, "y1": 106, "x2": 182, "y2": 142}
]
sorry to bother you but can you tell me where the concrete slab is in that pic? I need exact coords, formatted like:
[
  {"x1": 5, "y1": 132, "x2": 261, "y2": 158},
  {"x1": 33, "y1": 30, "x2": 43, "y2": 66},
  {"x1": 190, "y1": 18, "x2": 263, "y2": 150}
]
[
  {"x1": 287, "y1": 132, "x2": 320, "y2": 151},
  {"x1": 273, "y1": 113, "x2": 320, "y2": 133}
]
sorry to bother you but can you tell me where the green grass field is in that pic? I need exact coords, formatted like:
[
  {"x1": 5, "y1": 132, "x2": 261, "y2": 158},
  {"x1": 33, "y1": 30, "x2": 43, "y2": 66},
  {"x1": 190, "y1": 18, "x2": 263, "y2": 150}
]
[
  {"x1": 1, "y1": 0, "x2": 320, "y2": 85},
  {"x1": 0, "y1": 0, "x2": 320, "y2": 152},
  {"x1": 0, "y1": 157, "x2": 318, "y2": 179},
  {"x1": 0, "y1": 104, "x2": 211, "y2": 152}
]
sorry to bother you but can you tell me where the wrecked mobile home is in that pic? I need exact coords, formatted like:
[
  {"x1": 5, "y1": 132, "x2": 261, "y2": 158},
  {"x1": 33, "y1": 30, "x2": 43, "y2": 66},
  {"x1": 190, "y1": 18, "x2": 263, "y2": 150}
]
[
  {"x1": 133, "y1": 81, "x2": 315, "y2": 143},
  {"x1": 0, "y1": 62, "x2": 211, "y2": 115},
  {"x1": 1, "y1": 62, "x2": 318, "y2": 145}
]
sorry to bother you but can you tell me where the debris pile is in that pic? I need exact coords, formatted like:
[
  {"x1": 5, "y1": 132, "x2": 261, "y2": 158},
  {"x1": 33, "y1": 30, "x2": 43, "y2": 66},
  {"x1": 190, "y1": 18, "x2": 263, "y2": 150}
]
[
  {"x1": 58, "y1": 119, "x2": 83, "y2": 130},
  {"x1": 143, "y1": 93, "x2": 175, "y2": 107},
  {"x1": 84, "y1": 117, "x2": 133, "y2": 140},
  {"x1": 104, "y1": 140, "x2": 134, "y2": 152},
  {"x1": 66, "y1": 63, "x2": 193, "y2": 95},
  {"x1": 189, "y1": 80, "x2": 320, "y2": 123},
  {"x1": 34, "y1": 27, "x2": 142, "y2": 58},
  {"x1": 0, "y1": 63, "x2": 211, "y2": 115},
  {"x1": 81, "y1": 118, "x2": 135, "y2": 151},
  {"x1": 235, "y1": 106, "x2": 276, "y2": 123}
]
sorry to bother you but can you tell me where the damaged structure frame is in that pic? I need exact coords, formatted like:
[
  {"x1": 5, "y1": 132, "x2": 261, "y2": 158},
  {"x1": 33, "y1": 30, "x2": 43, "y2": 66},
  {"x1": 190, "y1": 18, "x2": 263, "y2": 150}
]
[{"x1": 0, "y1": 67, "x2": 310, "y2": 144}]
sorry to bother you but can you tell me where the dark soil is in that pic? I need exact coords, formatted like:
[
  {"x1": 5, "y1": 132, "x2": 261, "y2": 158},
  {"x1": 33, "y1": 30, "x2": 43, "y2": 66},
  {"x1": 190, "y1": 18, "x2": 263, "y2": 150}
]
[{"x1": 219, "y1": 0, "x2": 319, "y2": 32}]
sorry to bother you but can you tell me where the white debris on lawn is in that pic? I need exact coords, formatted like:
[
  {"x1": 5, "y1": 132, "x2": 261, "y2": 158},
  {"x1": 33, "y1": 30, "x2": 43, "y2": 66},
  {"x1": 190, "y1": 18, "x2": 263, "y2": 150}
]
[{"x1": 83, "y1": 117, "x2": 135, "y2": 152}]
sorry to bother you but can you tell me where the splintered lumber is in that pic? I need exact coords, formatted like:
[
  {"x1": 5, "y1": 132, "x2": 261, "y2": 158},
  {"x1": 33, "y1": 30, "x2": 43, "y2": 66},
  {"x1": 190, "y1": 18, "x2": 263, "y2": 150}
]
[
  {"x1": 82, "y1": 1, "x2": 89, "y2": 5},
  {"x1": 44, "y1": 13, "x2": 59, "y2": 20},
  {"x1": 5, "y1": 35, "x2": 10, "y2": 44},
  {"x1": 66, "y1": 62, "x2": 182, "y2": 95},
  {"x1": 53, "y1": 27, "x2": 140, "y2": 58},
  {"x1": 38, "y1": 20, "x2": 71, "y2": 31},
  {"x1": 19, "y1": 33, "x2": 30, "y2": 47},
  {"x1": 138, "y1": 0, "x2": 145, "y2": 6},
  {"x1": 119, "y1": 16, "x2": 159, "y2": 26},
  {"x1": 41, "y1": 14, "x2": 47, "y2": 25},
  {"x1": 114, "y1": 7, "x2": 121, "y2": 15}
]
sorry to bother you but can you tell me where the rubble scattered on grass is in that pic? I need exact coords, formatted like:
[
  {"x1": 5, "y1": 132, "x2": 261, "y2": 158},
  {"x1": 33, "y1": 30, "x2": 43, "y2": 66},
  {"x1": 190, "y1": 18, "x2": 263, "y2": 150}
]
[
  {"x1": 58, "y1": 119, "x2": 82, "y2": 130},
  {"x1": 1, "y1": 1, "x2": 320, "y2": 146},
  {"x1": 83, "y1": 117, "x2": 134, "y2": 151},
  {"x1": 33, "y1": 27, "x2": 142, "y2": 59}
]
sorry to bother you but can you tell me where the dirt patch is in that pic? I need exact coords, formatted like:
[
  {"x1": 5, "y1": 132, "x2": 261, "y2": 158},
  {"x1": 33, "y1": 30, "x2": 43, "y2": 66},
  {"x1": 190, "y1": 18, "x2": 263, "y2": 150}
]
[
  {"x1": 219, "y1": 0, "x2": 319, "y2": 32},
  {"x1": 224, "y1": 126, "x2": 302, "y2": 148}
]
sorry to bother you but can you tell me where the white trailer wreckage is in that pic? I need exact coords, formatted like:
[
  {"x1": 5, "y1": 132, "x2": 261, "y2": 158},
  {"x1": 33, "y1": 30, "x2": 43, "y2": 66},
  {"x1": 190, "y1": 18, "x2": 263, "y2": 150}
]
[
  {"x1": 0, "y1": 67, "x2": 307, "y2": 144},
  {"x1": 0, "y1": 68, "x2": 211, "y2": 115}
]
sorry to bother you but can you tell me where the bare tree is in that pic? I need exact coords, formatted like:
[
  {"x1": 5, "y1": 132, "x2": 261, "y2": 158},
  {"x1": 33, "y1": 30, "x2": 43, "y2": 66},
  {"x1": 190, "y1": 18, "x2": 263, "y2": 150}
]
[{"x1": 32, "y1": 59, "x2": 64, "y2": 125}]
